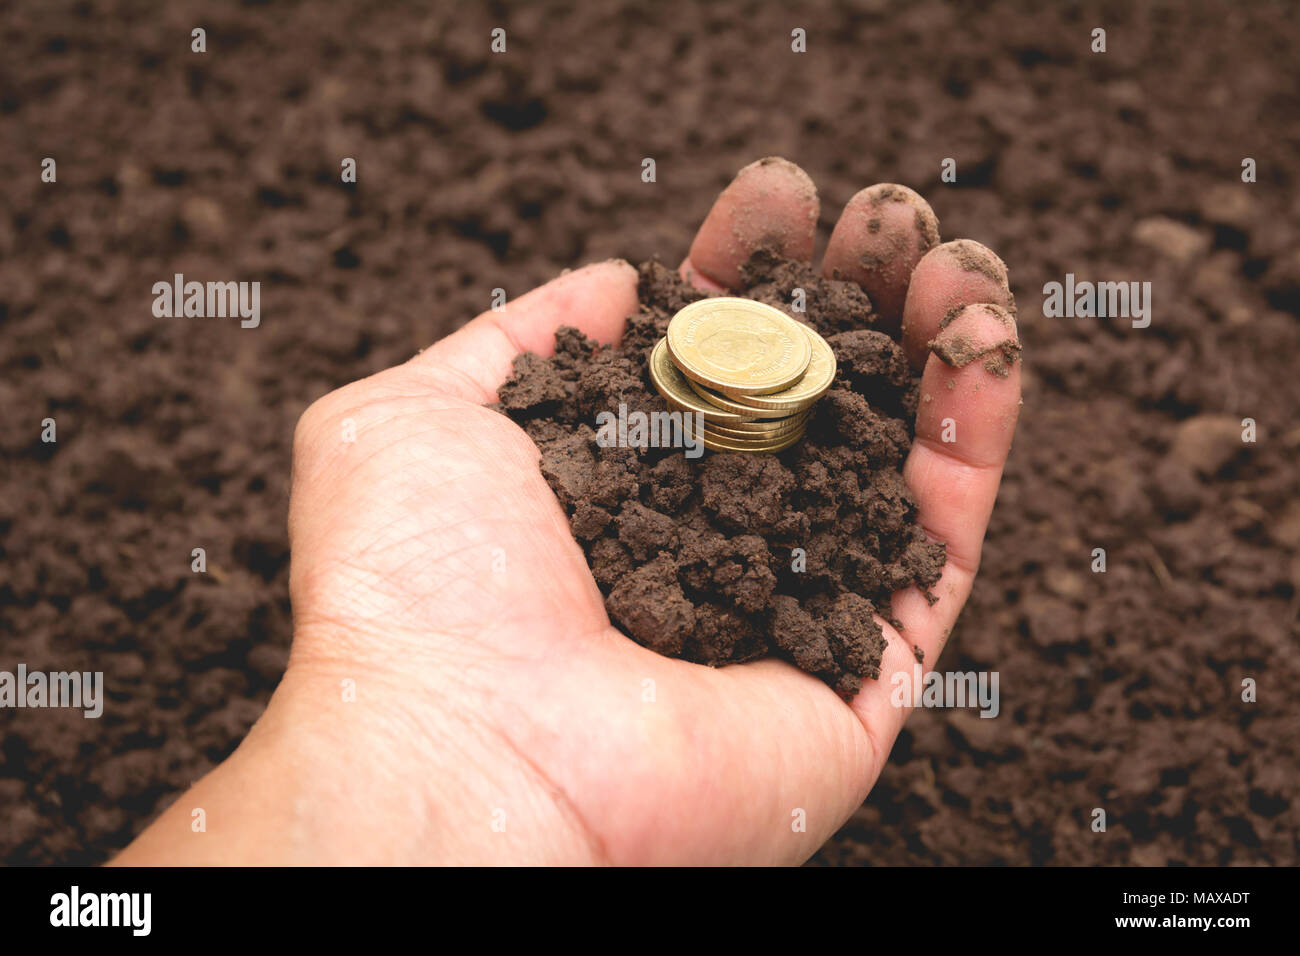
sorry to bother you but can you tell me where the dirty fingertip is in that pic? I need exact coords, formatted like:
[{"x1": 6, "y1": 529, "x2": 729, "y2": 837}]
[
  {"x1": 823, "y1": 183, "x2": 940, "y2": 331},
  {"x1": 687, "y1": 156, "x2": 819, "y2": 290},
  {"x1": 900, "y1": 239, "x2": 1016, "y2": 368},
  {"x1": 928, "y1": 303, "x2": 1021, "y2": 379}
]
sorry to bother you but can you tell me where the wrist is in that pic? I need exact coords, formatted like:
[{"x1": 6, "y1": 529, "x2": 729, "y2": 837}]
[{"x1": 118, "y1": 626, "x2": 602, "y2": 865}]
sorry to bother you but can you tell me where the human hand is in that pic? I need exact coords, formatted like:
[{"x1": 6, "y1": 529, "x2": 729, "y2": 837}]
[{"x1": 116, "y1": 158, "x2": 1019, "y2": 866}]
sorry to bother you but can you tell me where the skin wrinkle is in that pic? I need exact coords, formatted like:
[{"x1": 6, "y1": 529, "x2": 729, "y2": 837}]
[
  {"x1": 412, "y1": 358, "x2": 498, "y2": 405},
  {"x1": 328, "y1": 510, "x2": 601, "y2": 633},
  {"x1": 449, "y1": 642, "x2": 650, "y2": 868},
  {"x1": 912, "y1": 434, "x2": 1006, "y2": 488},
  {"x1": 284, "y1": 617, "x2": 481, "y2": 699},
  {"x1": 298, "y1": 401, "x2": 479, "y2": 484},
  {"x1": 302, "y1": 420, "x2": 486, "y2": 530},
  {"x1": 299, "y1": 590, "x2": 555, "y2": 676},
  {"x1": 347, "y1": 493, "x2": 487, "y2": 561},
  {"x1": 352, "y1": 529, "x2": 496, "y2": 591},
  {"x1": 379, "y1": 667, "x2": 593, "y2": 864},
  {"x1": 467, "y1": 700, "x2": 613, "y2": 865},
  {"x1": 484, "y1": 308, "x2": 535, "y2": 362}
]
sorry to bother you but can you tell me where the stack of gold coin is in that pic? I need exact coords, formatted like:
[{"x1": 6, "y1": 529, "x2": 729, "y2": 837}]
[{"x1": 648, "y1": 297, "x2": 837, "y2": 453}]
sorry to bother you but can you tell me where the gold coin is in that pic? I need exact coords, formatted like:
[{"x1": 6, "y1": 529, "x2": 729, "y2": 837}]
[
  {"x1": 666, "y1": 297, "x2": 812, "y2": 396},
  {"x1": 722, "y1": 416, "x2": 811, "y2": 437},
  {"x1": 686, "y1": 377, "x2": 778, "y2": 416},
  {"x1": 647, "y1": 339, "x2": 753, "y2": 423},
  {"x1": 714, "y1": 326, "x2": 837, "y2": 413},
  {"x1": 704, "y1": 414, "x2": 808, "y2": 440},
  {"x1": 702, "y1": 427, "x2": 806, "y2": 454},
  {"x1": 702, "y1": 422, "x2": 800, "y2": 442},
  {"x1": 687, "y1": 376, "x2": 821, "y2": 418},
  {"x1": 685, "y1": 382, "x2": 808, "y2": 429}
]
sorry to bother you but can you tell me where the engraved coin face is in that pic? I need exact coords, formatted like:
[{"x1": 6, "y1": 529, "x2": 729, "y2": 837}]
[
  {"x1": 721, "y1": 326, "x2": 837, "y2": 413},
  {"x1": 695, "y1": 327, "x2": 770, "y2": 372},
  {"x1": 666, "y1": 297, "x2": 811, "y2": 396}
]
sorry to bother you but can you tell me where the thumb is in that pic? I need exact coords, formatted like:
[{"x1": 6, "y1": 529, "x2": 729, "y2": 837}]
[{"x1": 409, "y1": 259, "x2": 640, "y2": 402}]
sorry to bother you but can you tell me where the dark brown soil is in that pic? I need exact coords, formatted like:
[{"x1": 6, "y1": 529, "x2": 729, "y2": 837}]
[
  {"x1": 1, "y1": 0, "x2": 1297, "y2": 865},
  {"x1": 497, "y1": 256, "x2": 944, "y2": 697}
]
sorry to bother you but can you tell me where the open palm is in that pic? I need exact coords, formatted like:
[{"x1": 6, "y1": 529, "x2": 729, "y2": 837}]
[{"x1": 120, "y1": 159, "x2": 1020, "y2": 865}]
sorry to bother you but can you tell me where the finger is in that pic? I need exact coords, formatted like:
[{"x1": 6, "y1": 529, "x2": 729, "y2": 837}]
[
  {"x1": 821, "y1": 183, "x2": 940, "y2": 332},
  {"x1": 680, "y1": 157, "x2": 819, "y2": 291},
  {"x1": 900, "y1": 239, "x2": 1015, "y2": 369},
  {"x1": 892, "y1": 303, "x2": 1021, "y2": 664},
  {"x1": 408, "y1": 259, "x2": 640, "y2": 402}
]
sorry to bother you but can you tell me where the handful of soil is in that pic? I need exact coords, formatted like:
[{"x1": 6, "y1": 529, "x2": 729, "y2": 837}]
[{"x1": 496, "y1": 252, "x2": 945, "y2": 698}]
